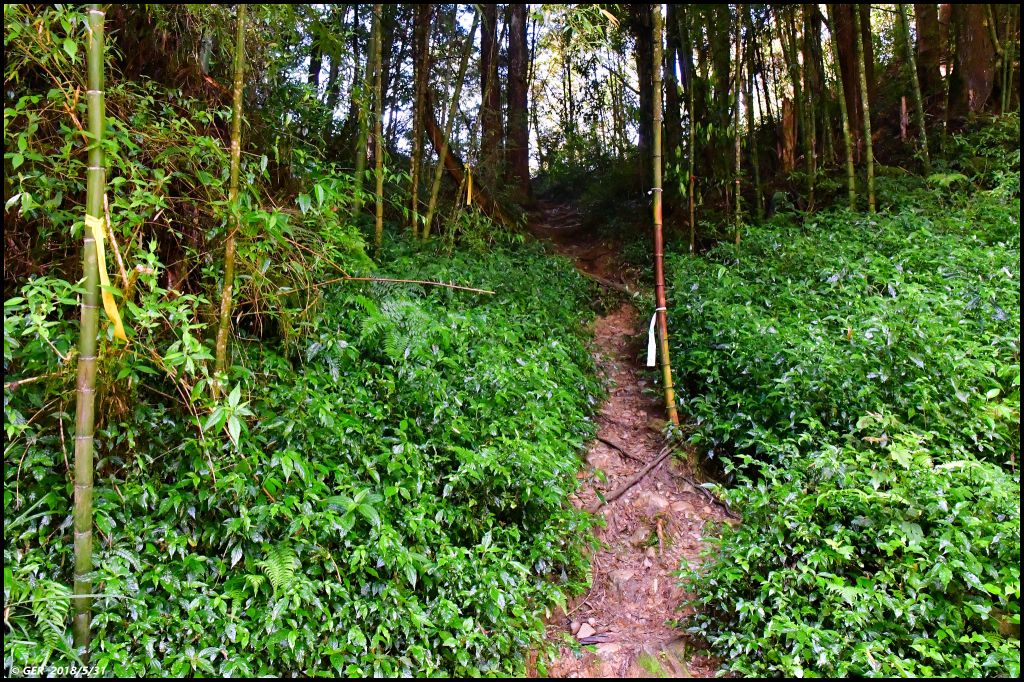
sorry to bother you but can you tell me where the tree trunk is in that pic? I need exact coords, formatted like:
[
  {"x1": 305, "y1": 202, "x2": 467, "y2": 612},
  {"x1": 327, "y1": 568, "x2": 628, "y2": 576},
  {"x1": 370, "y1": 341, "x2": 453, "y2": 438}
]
[
  {"x1": 834, "y1": 4, "x2": 874, "y2": 161},
  {"x1": 480, "y1": 4, "x2": 503, "y2": 176},
  {"x1": 507, "y1": 3, "x2": 531, "y2": 203},
  {"x1": 745, "y1": 5, "x2": 763, "y2": 219},
  {"x1": 827, "y1": 4, "x2": 857, "y2": 209},
  {"x1": 914, "y1": 3, "x2": 943, "y2": 98},
  {"x1": 423, "y1": 11, "x2": 479, "y2": 239},
  {"x1": 800, "y1": 4, "x2": 817, "y2": 209},
  {"x1": 651, "y1": 5, "x2": 680, "y2": 428},
  {"x1": 948, "y1": 3, "x2": 997, "y2": 118},
  {"x1": 665, "y1": 4, "x2": 682, "y2": 180},
  {"x1": 853, "y1": 6, "x2": 875, "y2": 212},
  {"x1": 215, "y1": 4, "x2": 245, "y2": 383},
  {"x1": 677, "y1": 7, "x2": 697, "y2": 253},
  {"x1": 372, "y1": 4, "x2": 384, "y2": 249},
  {"x1": 734, "y1": 5, "x2": 744, "y2": 238},
  {"x1": 632, "y1": 4, "x2": 654, "y2": 186},
  {"x1": 899, "y1": 3, "x2": 931, "y2": 173},
  {"x1": 409, "y1": 5, "x2": 431, "y2": 237},
  {"x1": 353, "y1": 11, "x2": 375, "y2": 213},
  {"x1": 308, "y1": 39, "x2": 323, "y2": 89}
]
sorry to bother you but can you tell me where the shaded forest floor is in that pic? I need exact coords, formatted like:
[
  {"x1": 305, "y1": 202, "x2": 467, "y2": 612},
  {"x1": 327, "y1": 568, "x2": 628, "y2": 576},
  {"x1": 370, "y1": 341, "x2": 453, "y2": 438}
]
[{"x1": 528, "y1": 202, "x2": 728, "y2": 678}]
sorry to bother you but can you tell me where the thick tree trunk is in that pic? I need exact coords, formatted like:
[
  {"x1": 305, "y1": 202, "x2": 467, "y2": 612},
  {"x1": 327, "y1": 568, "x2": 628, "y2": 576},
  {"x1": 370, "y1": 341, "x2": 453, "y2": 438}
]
[
  {"x1": 827, "y1": 4, "x2": 857, "y2": 209},
  {"x1": 948, "y1": 3, "x2": 997, "y2": 118},
  {"x1": 480, "y1": 4, "x2": 502, "y2": 176},
  {"x1": 507, "y1": 3, "x2": 531, "y2": 203},
  {"x1": 914, "y1": 3, "x2": 943, "y2": 98}
]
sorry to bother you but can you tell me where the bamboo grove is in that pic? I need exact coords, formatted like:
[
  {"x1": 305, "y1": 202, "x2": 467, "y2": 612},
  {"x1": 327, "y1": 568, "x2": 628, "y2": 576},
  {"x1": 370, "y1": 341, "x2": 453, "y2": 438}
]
[{"x1": 3, "y1": 3, "x2": 1020, "y2": 676}]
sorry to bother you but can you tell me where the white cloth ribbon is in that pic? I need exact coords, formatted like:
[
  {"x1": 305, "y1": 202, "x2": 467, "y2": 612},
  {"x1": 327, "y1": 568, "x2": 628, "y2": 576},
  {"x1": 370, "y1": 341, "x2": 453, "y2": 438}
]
[{"x1": 647, "y1": 308, "x2": 665, "y2": 367}]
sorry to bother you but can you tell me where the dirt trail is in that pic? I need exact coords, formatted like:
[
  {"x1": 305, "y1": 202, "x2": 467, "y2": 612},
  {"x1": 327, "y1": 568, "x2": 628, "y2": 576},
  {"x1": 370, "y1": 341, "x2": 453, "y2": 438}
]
[{"x1": 530, "y1": 201, "x2": 727, "y2": 678}]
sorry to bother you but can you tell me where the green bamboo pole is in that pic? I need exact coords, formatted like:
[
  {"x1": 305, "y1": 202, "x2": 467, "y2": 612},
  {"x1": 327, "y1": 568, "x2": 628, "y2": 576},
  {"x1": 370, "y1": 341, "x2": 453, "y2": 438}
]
[
  {"x1": 652, "y1": 5, "x2": 680, "y2": 427},
  {"x1": 852, "y1": 5, "x2": 875, "y2": 213},
  {"x1": 372, "y1": 4, "x2": 385, "y2": 248},
  {"x1": 214, "y1": 4, "x2": 246, "y2": 386},
  {"x1": 827, "y1": 4, "x2": 857, "y2": 210},
  {"x1": 422, "y1": 10, "x2": 479, "y2": 240},
  {"x1": 73, "y1": 3, "x2": 106, "y2": 654},
  {"x1": 897, "y1": 3, "x2": 931, "y2": 174}
]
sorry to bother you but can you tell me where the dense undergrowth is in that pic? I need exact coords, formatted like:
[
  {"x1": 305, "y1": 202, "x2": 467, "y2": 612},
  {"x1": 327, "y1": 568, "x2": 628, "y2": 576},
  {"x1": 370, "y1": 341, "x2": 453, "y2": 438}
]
[
  {"x1": 669, "y1": 119, "x2": 1020, "y2": 677},
  {"x1": 5, "y1": 237, "x2": 602, "y2": 676},
  {"x1": 5, "y1": 5, "x2": 603, "y2": 675}
]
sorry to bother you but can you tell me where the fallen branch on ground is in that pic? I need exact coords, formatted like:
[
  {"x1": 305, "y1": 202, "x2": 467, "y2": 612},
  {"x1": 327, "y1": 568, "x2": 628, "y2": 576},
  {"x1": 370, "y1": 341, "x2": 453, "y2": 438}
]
[
  {"x1": 587, "y1": 446, "x2": 673, "y2": 513},
  {"x1": 596, "y1": 435, "x2": 645, "y2": 463}
]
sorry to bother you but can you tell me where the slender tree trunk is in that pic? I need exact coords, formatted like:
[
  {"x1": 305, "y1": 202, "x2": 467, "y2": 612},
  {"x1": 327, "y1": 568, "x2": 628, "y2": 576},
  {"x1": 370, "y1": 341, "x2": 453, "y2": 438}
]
[
  {"x1": 214, "y1": 4, "x2": 245, "y2": 383},
  {"x1": 853, "y1": 6, "x2": 875, "y2": 212},
  {"x1": 372, "y1": 4, "x2": 384, "y2": 248},
  {"x1": 828, "y1": 4, "x2": 857, "y2": 209},
  {"x1": 651, "y1": 5, "x2": 679, "y2": 427},
  {"x1": 423, "y1": 11, "x2": 479, "y2": 239},
  {"x1": 800, "y1": 5, "x2": 817, "y2": 209},
  {"x1": 308, "y1": 39, "x2": 323, "y2": 89},
  {"x1": 346, "y1": 6, "x2": 362, "y2": 131},
  {"x1": 73, "y1": 4, "x2": 106, "y2": 654},
  {"x1": 665, "y1": 4, "x2": 682, "y2": 180},
  {"x1": 678, "y1": 7, "x2": 697, "y2": 253},
  {"x1": 353, "y1": 16, "x2": 375, "y2": 214},
  {"x1": 734, "y1": 5, "x2": 744, "y2": 240},
  {"x1": 507, "y1": 3, "x2": 531, "y2": 202},
  {"x1": 409, "y1": 5, "x2": 431, "y2": 237},
  {"x1": 745, "y1": 6, "x2": 763, "y2": 219},
  {"x1": 898, "y1": 3, "x2": 931, "y2": 174},
  {"x1": 633, "y1": 4, "x2": 655, "y2": 187}
]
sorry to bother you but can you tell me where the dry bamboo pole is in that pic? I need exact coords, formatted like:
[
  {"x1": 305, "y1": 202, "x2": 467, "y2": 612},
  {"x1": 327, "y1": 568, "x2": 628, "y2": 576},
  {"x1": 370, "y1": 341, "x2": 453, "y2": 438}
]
[
  {"x1": 214, "y1": 4, "x2": 246, "y2": 386},
  {"x1": 827, "y1": 4, "x2": 857, "y2": 210},
  {"x1": 897, "y1": 3, "x2": 931, "y2": 174},
  {"x1": 852, "y1": 6, "x2": 875, "y2": 212},
  {"x1": 372, "y1": 4, "x2": 385, "y2": 248},
  {"x1": 73, "y1": 3, "x2": 106, "y2": 653},
  {"x1": 422, "y1": 10, "x2": 479, "y2": 240},
  {"x1": 734, "y1": 5, "x2": 744, "y2": 243},
  {"x1": 652, "y1": 5, "x2": 680, "y2": 428}
]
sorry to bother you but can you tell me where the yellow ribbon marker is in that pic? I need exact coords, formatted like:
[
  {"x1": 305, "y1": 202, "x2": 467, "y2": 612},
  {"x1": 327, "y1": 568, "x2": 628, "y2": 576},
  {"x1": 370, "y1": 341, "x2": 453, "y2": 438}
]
[
  {"x1": 465, "y1": 163, "x2": 473, "y2": 206},
  {"x1": 85, "y1": 214, "x2": 128, "y2": 341}
]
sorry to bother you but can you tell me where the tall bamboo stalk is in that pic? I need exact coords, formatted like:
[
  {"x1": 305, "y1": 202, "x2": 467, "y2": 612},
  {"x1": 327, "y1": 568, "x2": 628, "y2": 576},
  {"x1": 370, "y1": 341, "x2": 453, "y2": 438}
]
[
  {"x1": 734, "y1": 5, "x2": 744, "y2": 242},
  {"x1": 372, "y1": 4, "x2": 385, "y2": 248},
  {"x1": 827, "y1": 4, "x2": 857, "y2": 210},
  {"x1": 801, "y1": 4, "x2": 817, "y2": 210},
  {"x1": 422, "y1": 10, "x2": 478, "y2": 240},
  {"x1": 852, "y1": 5, "x2": 875, "y2": 212},
  {"x1": 652, "y1": 5, "x2": 680, "y2": 427},
  {"x1": 897, "y1": 3, "x2": 931, "y2": 174},
  {"x1": 73, "y1": 3, "x2": 106, "y2": 653},
  {"x1": 214, "y1": 4, "x2": 246, "y2": 386}
]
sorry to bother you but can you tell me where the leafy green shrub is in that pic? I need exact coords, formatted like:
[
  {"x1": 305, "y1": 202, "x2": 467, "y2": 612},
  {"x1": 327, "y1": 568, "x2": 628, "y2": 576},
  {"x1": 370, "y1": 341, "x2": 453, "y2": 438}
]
[
  {"x1": 5, "y1": 239, "x2": 602, "y2": 676},
  {"x1": 667, "y1": 192, "x2": 1020, "y2": 676}
]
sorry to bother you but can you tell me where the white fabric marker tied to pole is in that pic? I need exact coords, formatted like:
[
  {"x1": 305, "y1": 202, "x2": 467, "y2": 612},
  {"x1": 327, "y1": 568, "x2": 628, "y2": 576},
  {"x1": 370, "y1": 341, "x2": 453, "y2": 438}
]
[{"x1": 647, "y1": 307, "x2": 665, "y2": 367}]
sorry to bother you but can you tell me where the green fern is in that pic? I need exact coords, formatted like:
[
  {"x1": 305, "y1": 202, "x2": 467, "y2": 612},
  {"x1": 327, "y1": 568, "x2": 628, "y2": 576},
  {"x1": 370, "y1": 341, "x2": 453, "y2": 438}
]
[{"x1": 257, "y1": 544, "x2": 299, "y2": 594}]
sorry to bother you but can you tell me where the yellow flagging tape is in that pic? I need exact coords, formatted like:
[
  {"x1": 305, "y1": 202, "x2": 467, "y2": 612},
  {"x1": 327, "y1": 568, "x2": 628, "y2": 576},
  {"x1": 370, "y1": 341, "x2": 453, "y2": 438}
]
[
  {"x1": 85, "y1": 214, "x2": 128, "y2": 341},
  {"x1": 465, "y1": 164, "x2": 473, "y2": 206}
]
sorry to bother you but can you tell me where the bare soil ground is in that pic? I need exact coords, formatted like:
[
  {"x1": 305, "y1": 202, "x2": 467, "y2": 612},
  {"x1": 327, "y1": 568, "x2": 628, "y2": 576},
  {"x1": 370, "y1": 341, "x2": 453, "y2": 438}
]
[{"x1": 528, "y1": 201, "x2": 728, "y2": 678}]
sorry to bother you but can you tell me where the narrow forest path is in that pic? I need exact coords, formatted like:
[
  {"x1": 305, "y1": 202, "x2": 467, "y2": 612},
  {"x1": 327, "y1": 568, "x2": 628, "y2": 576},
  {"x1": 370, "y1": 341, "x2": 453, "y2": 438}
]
[{"x1": 529, "y1": 201, "x2": 727, "y2": 678}]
